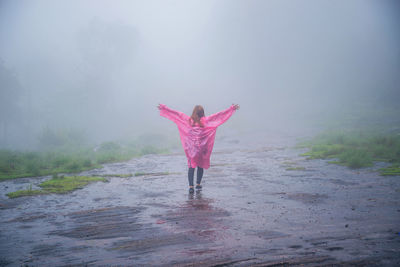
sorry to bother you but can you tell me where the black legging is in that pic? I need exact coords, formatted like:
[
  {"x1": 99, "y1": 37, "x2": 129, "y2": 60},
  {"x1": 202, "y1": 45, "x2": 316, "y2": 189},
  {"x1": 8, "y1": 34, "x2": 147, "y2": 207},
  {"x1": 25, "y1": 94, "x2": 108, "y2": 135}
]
[{"x1": 188, "y1": 167, "x2": 203, "y2": 187}]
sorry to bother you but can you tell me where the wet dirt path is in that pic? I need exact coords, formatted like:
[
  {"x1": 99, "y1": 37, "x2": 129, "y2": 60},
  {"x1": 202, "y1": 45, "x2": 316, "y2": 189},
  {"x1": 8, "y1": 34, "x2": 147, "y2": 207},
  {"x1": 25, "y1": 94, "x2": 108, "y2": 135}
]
[{"x1": 1, "y1": 130, "x2": 399, "y2": 266}]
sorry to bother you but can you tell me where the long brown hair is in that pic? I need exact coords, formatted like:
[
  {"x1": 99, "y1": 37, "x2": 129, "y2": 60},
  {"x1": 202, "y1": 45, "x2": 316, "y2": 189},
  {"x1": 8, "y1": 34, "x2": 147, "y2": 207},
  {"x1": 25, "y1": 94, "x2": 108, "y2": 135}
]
[{"x1": 189, "y1": 105, "x2": 205, "y2": 127}]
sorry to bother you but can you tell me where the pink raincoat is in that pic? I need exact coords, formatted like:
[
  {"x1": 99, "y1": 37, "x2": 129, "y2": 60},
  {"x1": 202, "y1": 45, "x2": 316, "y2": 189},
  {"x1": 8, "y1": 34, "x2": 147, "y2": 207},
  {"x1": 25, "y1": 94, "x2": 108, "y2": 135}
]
[{"x1": 159, "y1": 104, "x2": 236, "y2": 169}]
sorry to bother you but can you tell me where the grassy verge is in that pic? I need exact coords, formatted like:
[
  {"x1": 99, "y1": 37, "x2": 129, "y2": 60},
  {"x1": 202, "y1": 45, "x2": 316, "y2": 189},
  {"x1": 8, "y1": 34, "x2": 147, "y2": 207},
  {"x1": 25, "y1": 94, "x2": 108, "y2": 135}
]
[
  {"x1": 6, "y1": 175, "x2": 106, "y2": 198},
  {"x1": 379, "y1": 164, "x2": 400, "y2": 176},
  {"x1": 6, "y1": 189, "x2": 44, "y2": 198},
  {"x1": 0, "y1": 142, "x2": 168, "y2": 181},
  {"x1": 299, "y1": 130, "x2": 400, "y2": 174}
]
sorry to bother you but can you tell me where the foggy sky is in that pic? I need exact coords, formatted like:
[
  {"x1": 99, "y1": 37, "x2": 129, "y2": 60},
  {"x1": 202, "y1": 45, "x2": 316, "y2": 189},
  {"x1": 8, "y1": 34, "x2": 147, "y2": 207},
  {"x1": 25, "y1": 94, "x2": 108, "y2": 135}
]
[{"x1": 0, "y1": 0, "x2": 399, "y2": 148}]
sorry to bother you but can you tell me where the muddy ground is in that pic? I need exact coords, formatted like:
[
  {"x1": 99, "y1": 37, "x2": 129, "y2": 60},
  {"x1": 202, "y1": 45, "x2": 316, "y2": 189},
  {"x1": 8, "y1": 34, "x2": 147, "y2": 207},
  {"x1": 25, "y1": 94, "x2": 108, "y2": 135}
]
[{"x1": 0, "y1": 129, "x2": 399, "y2": 266}]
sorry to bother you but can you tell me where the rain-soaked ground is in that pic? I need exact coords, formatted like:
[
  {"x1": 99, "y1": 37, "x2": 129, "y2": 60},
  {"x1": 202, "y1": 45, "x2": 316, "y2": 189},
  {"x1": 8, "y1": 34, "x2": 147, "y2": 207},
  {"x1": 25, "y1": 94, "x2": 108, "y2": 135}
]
[{"x1": 1, "y1": 129, "x2": 399, "y2": 266}]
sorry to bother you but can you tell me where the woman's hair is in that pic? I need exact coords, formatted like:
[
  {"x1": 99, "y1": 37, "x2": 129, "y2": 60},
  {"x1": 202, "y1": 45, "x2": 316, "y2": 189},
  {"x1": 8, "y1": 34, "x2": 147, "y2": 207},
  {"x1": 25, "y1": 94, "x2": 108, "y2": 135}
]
[{"x1": 189, "y1": 105, "x2": 205, "y2": 127}]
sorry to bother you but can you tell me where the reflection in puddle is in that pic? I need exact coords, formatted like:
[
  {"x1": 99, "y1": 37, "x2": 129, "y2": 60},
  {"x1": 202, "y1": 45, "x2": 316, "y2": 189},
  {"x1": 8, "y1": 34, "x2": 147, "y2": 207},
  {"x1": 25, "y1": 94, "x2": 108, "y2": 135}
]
[
  {"x1": 188, "y1": 190, "x2": 204, "y2": 201},
  {"x1": 162, "y1": 191, "x2": 230, "y2": 243}
]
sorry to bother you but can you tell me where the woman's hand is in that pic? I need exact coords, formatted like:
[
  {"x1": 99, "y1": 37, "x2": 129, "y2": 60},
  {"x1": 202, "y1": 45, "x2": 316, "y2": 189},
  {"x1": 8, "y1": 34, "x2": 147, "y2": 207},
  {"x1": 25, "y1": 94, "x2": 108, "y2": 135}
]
[
  {"x1": 232, "y1": 104, "x2": 240, "y2": 110},
  {"x1": 157, "y1": 104, "x2": 162, "y2": 110}
]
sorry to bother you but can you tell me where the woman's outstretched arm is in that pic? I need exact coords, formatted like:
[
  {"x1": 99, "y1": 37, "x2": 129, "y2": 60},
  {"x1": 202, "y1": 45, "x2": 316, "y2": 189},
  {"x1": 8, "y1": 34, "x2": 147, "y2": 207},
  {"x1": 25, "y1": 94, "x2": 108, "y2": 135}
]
[
  {"x1": 205, "y1": 104, "x2": 239, "y2": 128},
  {"x1": 158, "y1": 104, "x2": 190, "y2": 126}
]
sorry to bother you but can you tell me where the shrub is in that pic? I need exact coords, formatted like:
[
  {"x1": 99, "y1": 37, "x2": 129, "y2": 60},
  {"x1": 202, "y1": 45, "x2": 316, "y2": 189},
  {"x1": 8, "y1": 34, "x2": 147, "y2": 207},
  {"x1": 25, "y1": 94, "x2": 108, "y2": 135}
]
[
  {"x1": 66, "y1": 161, "x2": 80, "y2": 172},
  {"x1": 338, "y1": 149, "x2": 373, "y2": 169},
  {"x1": 140, "y1": 146, "x2": 159, "y2": 155},
  {"x1": 98, "y1": 142, "x2": 120, "y2": 152},
  {"x1": 25, "y1": 162, "x2": 41, "y2": 176},
  {"x1": 82, "y1": 159, "x2": 92, "y2": 167}
]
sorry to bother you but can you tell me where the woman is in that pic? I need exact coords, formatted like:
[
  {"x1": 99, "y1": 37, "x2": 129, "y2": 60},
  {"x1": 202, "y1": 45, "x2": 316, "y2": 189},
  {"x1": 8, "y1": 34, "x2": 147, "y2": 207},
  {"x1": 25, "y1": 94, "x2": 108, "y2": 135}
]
[{"x1": 158, "y1": 103, "x2": 240, "y2": 193}]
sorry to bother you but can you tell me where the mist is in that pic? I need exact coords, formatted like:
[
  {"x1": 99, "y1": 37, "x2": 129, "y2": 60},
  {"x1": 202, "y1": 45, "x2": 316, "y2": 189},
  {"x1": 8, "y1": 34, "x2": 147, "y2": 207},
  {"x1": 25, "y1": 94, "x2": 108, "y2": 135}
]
[{"x1": 1, "y1": 0, "x2": 399, "y2": 149}]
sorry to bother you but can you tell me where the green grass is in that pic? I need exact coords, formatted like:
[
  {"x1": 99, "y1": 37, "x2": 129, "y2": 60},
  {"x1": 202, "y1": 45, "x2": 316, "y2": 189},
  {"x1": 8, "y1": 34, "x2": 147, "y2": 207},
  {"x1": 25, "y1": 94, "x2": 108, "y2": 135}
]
[
  {"x1": 300, "y1": 130, "x2": 400, "y2": 174},
  {"x1": 0, "y1": 141, "x2": 168, "y2": 181},
  {"x1": 379, "y1": 164, "x2": 400, "y2": 176},
  {"x1": 7, "y1": 189, "x2": 44, "y2": 198},
  {"x1": 6, "y1": 175, "x2": 106, "y2": 198}
]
